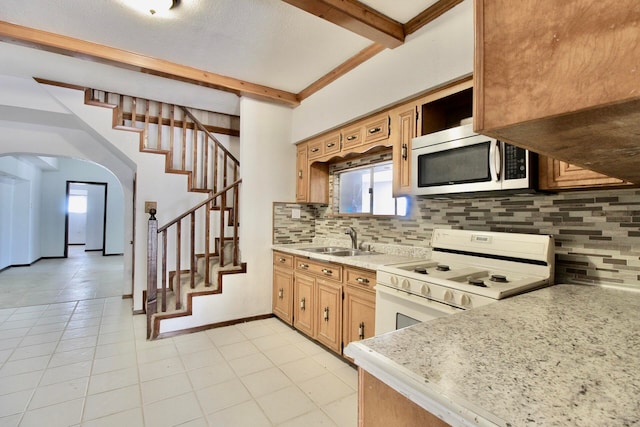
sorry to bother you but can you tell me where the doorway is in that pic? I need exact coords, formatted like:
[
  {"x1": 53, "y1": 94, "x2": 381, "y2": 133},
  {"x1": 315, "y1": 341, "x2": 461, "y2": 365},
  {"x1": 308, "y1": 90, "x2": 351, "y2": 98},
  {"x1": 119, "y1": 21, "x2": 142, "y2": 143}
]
[{"x1": 64, "y1": 181, "x2": 108, "y2": 258}]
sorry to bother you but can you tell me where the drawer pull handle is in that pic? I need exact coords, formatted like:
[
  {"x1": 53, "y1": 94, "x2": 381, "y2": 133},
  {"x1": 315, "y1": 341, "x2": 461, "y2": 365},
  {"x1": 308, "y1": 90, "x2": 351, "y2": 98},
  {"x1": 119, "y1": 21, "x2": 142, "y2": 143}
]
[
  {"x1": 326, "y1": 142, "x2": 336, "y2": 148},
  {"x1": 299, "y1": 263, "x2": 309, "y2": 269},
  {"x1": 321, "y1": 268, "x2": 332, "y2": 275},
  {"x1": 368, "y1": 127, "x2": 381, "y2": 134},
  {"x1": 279, "y1": 258, "x2": 286, "y2": 263},
  {"x1": 356, "y1": 277, "x2": 370, "y2": 284},
  {"x1": 310, "y1": 148, "x2": 319, "y2": 153},
  {"x1": 402, "y1": 143, "x2": 408, "y2": 161},
  {"x1": 300, "y1": 297, "x2": 306, "y2": 311},
  {"x1": 278, "y1": 288, "x2": 284, "y2": 300},
  {"x1": 346, "y1": 135, "x2": 357, "y2": 141},
  {"x1": 323, "y1": 306, "x2": 329, "y2": 321},
  {"x1": 298, "y1": 170, "x2": 303, "y2": 178},
  {"x1": 358, "y1": 322, "x2": 365, "y2": 340}
]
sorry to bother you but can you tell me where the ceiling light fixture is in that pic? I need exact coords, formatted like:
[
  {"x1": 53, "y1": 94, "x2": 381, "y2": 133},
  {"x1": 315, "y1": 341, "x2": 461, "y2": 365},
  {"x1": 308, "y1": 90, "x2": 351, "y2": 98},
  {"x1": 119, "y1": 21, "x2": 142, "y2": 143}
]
[{"x1": 127, "y1": 0, "x2": 179, "y2": 16}]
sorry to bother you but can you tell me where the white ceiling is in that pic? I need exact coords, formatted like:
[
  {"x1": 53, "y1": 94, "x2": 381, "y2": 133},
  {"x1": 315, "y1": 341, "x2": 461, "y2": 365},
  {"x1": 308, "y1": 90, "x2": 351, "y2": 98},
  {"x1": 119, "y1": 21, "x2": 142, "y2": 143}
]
[{"x1": 0, "y1": 0, "x2": 439, "y2": 115}]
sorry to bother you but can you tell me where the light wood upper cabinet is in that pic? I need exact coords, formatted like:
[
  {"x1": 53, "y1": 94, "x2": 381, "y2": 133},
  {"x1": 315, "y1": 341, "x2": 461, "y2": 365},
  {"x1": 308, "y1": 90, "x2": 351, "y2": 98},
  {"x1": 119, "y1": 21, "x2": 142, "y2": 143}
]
[
  {"x1": 390, "y1": 103, "x2": 417, "y2": 197},
  {"x1": 538, "y1": 156, "x2": 633, "y2": 190},
  {"x1": 295, "y1": 143, "x2": 308, "y2": 202},
  {"x1": 474, "y1": 0, "x2": 640, "y2": 185}
]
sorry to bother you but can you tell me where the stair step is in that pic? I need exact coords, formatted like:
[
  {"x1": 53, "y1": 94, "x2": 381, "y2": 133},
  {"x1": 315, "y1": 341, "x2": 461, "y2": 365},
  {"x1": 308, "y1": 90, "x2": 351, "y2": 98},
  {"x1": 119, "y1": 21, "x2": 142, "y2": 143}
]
[{"x1": 153, "y1": 262, "x2": 244, "y2": 317}]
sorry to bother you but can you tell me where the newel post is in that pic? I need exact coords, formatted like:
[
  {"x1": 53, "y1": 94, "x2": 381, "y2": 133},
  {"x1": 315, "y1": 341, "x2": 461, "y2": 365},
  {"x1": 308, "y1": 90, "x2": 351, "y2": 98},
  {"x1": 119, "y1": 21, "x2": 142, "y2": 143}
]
[{"x1": 146, "y1": 208, "x2": 158, "y2": 339}]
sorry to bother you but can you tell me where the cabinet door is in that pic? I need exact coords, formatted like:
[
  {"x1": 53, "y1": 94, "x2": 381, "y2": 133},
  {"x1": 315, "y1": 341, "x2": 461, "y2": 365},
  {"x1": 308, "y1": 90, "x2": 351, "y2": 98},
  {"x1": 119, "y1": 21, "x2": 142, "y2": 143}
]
[
  {"x1": 315, "y1": 280, "x2": 342, "y2": 353},
  {"x1": 391, "y1": 104, "x2": 416, "y2": 196},
  {"x1": 295, "y1": 143, "x2": 308, "y2": 202},
  {"x1": 273, "y1": 265, "x2": 293, "y2": 324},
  {"x1": 343, "y1": 286, "x2": 375, "y2": 351},
  {"x1": 538, "y1": 156, "x2": 631, "y2": 190},
  {"x1": 294, "y1": 273, "x2": 315, "y2": 337}
]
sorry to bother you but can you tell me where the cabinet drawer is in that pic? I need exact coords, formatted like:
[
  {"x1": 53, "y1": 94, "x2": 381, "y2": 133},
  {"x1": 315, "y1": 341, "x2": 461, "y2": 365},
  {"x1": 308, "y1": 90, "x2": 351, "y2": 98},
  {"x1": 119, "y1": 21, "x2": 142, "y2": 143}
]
[
  {"x1": 345, "y1": 266, "x2": 376, "y2": 292},
  {"x1": 342, "y1": 125, "x2": 362, "y2": 150},
  {"x1": 273, "y1": 252, "x2": 293, "y2": 268},
  {"x1": 322, "y1": 133, "x2": 341, "y2": 157},
  {"x1": 295, "y1": 257, "x2": 343, "y2": 282},
  {"x1": 363, "y1": 114, "x2": 389, "y2": 145},
  {"x1": 308, "y1": 140, "x2": 323, "y2": 160}
]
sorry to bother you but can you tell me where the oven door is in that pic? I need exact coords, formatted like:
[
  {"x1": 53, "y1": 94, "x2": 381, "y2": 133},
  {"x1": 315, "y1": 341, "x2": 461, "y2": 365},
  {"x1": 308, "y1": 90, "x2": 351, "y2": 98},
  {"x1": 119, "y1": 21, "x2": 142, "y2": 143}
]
[{"x1": 375, "y1": 284, "x2": 463, "y2": 335}]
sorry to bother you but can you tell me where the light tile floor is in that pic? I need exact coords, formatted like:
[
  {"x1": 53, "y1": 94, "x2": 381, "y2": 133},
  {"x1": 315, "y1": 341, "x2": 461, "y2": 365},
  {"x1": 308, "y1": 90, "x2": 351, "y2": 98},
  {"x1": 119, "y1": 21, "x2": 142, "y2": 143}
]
[{"x1": 0, "y1": 247, "x2": 358, "y2": 426}]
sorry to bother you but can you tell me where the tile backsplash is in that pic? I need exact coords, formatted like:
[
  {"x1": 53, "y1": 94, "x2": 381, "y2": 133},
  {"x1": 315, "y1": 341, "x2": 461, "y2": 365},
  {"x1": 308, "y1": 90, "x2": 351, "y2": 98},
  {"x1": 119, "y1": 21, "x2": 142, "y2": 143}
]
[{"x1": 273, "y1": 188, "x2": 640, "y2": 289}]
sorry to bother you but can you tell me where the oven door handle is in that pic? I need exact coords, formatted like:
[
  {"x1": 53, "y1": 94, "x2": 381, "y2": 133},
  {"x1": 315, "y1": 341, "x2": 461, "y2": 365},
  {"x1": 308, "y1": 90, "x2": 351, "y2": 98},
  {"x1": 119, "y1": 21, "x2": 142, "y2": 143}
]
[
  {"x1": 489, "y1": 139, "x2": 501, "y2": 182},
  {"x1": 376, "y1": 284, "x2": 463, "y2": 316}
]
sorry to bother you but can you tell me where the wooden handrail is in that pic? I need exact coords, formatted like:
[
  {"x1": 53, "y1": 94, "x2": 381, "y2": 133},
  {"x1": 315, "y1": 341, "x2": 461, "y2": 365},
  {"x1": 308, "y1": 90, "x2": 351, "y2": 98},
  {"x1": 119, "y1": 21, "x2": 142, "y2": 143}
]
[
  {"x1": 157, "y1": 179, "x2": 242, "y2": 233},
  {"x1": 147, "y1": 178, "x2": 242, "y2": 338},
  {"x1": 180, "y1": 106, "x2": 240, "y2": 167}
]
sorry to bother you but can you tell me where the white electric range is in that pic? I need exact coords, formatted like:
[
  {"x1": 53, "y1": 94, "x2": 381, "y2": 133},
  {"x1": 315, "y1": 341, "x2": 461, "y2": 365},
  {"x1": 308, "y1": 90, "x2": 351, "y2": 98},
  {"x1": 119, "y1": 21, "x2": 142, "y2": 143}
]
[{"x1": 375, "y1": 228, "x2": 554, "y2": 334}]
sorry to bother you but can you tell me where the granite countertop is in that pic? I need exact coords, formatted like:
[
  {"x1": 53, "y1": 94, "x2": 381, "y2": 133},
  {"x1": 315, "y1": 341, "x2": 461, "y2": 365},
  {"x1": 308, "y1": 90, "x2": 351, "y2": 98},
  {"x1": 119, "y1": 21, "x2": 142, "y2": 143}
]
[
  {"x1": 272, "y1": 242, "x2": 426, "y2": 270},
  {"x1": 344, "y1": 284, "x2": 640, "y2": 427}
]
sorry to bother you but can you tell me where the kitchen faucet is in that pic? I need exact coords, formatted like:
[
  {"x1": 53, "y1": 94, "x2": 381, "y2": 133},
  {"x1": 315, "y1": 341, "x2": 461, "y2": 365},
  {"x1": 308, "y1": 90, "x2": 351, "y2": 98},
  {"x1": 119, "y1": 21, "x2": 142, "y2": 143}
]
[{"x1": 345, "y1": 227, "x2": 357, "y2": 249}]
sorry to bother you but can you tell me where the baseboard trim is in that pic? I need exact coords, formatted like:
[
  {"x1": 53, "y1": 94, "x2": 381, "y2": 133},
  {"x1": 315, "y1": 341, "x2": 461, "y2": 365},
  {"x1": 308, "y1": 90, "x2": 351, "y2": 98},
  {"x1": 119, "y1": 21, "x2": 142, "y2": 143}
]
[
  {"x1": 155, "y1": 313, "x2": 274, "y2": 340},
  {"x1": 84, "y1": 249, "x2": 103, "y2": 252},
  {"x1": 10, "y1": 257, "x2": 46, "y2": 268},
  {"x1": 104, "y1": 253, "x2": 124, "y2": 256}
]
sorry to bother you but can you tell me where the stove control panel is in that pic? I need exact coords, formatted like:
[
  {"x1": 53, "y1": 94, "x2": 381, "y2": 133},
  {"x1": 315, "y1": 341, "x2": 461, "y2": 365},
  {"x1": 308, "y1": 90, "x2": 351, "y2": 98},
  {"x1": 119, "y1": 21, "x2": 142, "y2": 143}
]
[{"x1": 377, "y1": 271, "x2": 495, "y2": 310}]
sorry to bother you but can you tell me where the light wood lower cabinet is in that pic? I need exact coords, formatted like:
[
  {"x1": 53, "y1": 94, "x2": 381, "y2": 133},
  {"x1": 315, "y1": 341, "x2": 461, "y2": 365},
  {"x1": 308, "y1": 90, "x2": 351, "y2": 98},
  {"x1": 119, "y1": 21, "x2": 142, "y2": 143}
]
[
  {"x1": 272, "y1": 252, "x2": 294, "y2": 324},
  {"x1": 359, "y1": 370, "x2": 451, "y2": 427},
  {"x1": 272, "y1": 251, "x2": 377, "y2": 358},
  {"x1": 315, "y1": 279, "x2": 343, "y2": 353},
  {"x1": 293, "y1": 272, "x2": 315, "y2": 337},
  {"x1": 343, "y1": 285, "x2": 376, "y2": 351}
]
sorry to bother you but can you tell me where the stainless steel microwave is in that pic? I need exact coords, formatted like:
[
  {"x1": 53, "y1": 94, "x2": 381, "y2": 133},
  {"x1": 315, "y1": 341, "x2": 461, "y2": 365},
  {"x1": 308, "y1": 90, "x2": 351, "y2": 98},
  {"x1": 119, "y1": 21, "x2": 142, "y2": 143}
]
[{"x1": 411, "y1": 124, "x2": 536, "y2": 197}]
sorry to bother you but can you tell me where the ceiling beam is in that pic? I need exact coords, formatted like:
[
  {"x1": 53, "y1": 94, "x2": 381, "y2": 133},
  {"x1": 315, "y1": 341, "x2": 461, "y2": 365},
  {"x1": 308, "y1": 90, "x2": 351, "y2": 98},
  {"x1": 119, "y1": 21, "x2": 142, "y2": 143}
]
[
  {"x1": 282, "y1": 0, "x2": 405, "y2": 49},
  {"x1": 298, "y1": 43, "x2": 384, "y2": 101},
  {"x1": 0, "y1": 21, "x2": 300, "y2": 107},
  {"x1": 404, "y1": 0, "x2": 465, "y2": 36}
]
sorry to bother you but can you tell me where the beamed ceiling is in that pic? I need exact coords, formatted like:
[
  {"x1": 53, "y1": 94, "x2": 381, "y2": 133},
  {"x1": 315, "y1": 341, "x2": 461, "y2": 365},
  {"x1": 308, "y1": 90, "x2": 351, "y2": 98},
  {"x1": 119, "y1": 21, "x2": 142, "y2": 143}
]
[{"x1": 0, "y1": 0, "x2": 464, "y2": 113}]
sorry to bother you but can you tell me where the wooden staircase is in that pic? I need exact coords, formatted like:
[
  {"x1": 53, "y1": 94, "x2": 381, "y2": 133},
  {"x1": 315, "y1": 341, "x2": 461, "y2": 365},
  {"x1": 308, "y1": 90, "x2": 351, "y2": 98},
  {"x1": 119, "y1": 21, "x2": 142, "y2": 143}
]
[{"x1": 83, "y1": 89, "x2": 245, "y2": 339}]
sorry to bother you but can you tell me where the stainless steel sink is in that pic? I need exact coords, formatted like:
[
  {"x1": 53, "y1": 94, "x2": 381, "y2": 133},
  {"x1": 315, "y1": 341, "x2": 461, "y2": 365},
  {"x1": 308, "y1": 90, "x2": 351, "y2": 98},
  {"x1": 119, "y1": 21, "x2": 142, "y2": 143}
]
[
  {"x1": 302, "y1": 247, "x2": 375, "y2": 256},
  {"x1": 302, "y1": 246, "x2": 350, "y2": 253}
]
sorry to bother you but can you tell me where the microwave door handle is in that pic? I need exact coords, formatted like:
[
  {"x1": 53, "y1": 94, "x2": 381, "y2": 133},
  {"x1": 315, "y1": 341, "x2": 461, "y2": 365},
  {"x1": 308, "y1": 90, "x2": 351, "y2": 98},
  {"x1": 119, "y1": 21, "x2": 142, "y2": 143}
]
[{"x1": 489, "y1": 140, "x2": 501, "y2": 181}]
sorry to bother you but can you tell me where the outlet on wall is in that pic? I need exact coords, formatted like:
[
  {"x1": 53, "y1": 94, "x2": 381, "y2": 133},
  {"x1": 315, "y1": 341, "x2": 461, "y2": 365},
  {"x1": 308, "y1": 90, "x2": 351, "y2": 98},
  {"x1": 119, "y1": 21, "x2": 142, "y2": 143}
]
[{"x1": 291, "y1": 208, "x2": 301, "y2": 219}]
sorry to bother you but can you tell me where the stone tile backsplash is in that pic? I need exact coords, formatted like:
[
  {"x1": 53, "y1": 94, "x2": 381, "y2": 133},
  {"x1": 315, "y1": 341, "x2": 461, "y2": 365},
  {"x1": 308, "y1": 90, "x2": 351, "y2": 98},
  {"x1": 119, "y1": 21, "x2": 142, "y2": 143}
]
[{"x1": 273, "y1": 188, "x2": 640, "y2": 289}]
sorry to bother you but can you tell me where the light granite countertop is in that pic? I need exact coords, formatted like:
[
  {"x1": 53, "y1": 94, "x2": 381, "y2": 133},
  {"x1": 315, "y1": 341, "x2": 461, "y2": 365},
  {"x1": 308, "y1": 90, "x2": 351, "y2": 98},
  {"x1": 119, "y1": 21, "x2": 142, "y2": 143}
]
[
  {"x1": 272, "y1": 242, "x2": 427, "y2": 270},
  {"x1": 344, "y1": 284, "x2": 640, "y2": 427}
]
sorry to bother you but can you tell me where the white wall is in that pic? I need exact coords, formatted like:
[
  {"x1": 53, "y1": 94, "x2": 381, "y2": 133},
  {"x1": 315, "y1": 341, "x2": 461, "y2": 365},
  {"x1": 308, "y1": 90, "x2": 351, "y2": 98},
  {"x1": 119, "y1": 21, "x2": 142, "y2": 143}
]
[
  {"x1": 159, "y1": 98, "x2": 295, "y2": 333},
  {"x1": 0, "y1": 181, "x2": 13, "y2": 270},
  {"x1": 39, "y1": 158, "x2": 123, "y2": 256},
  {"x1": 85, "y1": 184, "x2": 107, "y2": 251},
  {"x1": 291, "y1": 0, "x2": 474, "y2": 142},
  {"x1": 0, "y1": 156, "x2": 43, "y2": 265}
]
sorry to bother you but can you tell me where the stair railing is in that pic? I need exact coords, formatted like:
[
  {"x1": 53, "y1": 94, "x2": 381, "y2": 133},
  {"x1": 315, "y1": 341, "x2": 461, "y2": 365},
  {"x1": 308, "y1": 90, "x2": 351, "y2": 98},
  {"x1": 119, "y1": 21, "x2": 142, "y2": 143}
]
[{"x1": 146, "y1": 179, "x2": 242, "y2": 339}]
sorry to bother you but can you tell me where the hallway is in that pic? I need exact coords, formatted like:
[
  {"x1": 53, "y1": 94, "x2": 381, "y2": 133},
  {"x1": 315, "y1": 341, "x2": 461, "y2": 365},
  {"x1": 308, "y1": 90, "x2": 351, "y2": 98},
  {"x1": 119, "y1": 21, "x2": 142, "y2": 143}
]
[
  {"x1": 0, "y1": 247, "x2": 357, "y2": 426},
  {"x1": 0, "y1": 246, "x2": 125, "y2": 309}
]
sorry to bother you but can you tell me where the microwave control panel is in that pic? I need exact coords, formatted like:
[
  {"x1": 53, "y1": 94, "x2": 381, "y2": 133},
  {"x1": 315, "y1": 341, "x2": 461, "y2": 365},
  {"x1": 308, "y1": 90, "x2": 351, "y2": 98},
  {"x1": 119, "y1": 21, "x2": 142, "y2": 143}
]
[{"x1": 504, "y1": 143, "x2": 527, "y2": 180}]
